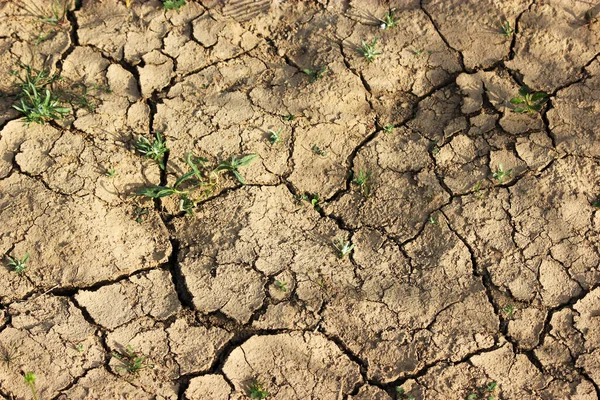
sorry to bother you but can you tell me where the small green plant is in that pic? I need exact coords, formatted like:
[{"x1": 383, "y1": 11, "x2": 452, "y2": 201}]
[
  {"x1": 500, "y1": 20, "x2": 514, "y2": 38},
  {"x1": 359, "y1": 38, "x2": 382, "y2": 63},
  {"x1": 592, "y1": 196, "x2": 600, "y2": 208},
  {"x1": 135, "y1": 132, "x2": 168, "y2": 170},
  {"x1": 133, "y1": 206, "x2": 149, "y2": 223},
  {"x1": 429, "y1": 141, "x2": 440, "y2": 155},
  {"x1": 492, "y1": 163, "x2": 512, "y2": 184},
  {"x1": 383, "y1": 124, "x2": 395, "y2": 133},
  {"x1": 584, "y1": 9, "x2": 598, "y2": 29},
  {"x1": 282, "y1": 114, "x2": 295, "y2": 121},
  {"x1": 503, "y1": 304, "x2": 515, "y2": 319},
  {"x1": 378, "y1": 10, "x2": 397, "y2": 30},
  {"x1": 412, "y1": 48, "x2": 425, "y2": 56},
  {"x1": 112, "y1": 345, "x2": 154, "y2": 376},
  {"x1": 162, "y1": 0, "x2": 186, "y2": 10},
  {"x1": 332, "y1": 237, "x2": 355, "y2": 258},
  {"x1": 75, "y1": 343, "x2": 85, "y2": 352},
  {"x1": 466, "y1": 381, "x2": 498, "y2": 400},
  {"x1": 510, "y1": 86, "x2": 548, "y2": 114},
  {"x1": 274, "y1": 280, "x2": 287, "y2": 292},
  {"x1": 428, "y1": 215, "x2": 438, "y2": 225},
  {"x1": 215, "y1": 154, "x2": 258, "y2": 185},
  {"x1": 6, "y1": 253, "x2": 30, "y2": 274},
  {"x1": 249, "y1": 380, "x2": 269, "y2": 399},
  {"x1": 268, "y1": 128, "x2": 282, "y2": 145},
  {"x1": 24, "y1": 372, "x2": 39, "y2": 400},
  {"x1": 396, "y1": 386, "x2": 416, "y2": 400},
  {"x1": 302, "y1": 66, "x2": 326, "y2": 82},
  {"x1": 473, "y1": 181, "x2": 484, "y2": 199},
  {"x1": 352, "y1": 169, "x2": 372, "y2": 197},
  {"x1": 105, "y1": 164, "x2": 117, "y2": 178},
  {"x1": 312, "y1": 145, "x2": 327, "y2": 157},
  {"x1": 0, "y1": 343, "x2": 18, "y2": 368}
]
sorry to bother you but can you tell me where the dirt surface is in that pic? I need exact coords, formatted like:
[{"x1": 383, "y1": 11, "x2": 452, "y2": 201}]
[{"x1": 0, "y1": 0, "x2": 599, "y2": 399}]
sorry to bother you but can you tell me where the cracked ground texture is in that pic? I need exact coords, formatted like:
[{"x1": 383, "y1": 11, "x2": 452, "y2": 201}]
[{"x1": 0, "y1": 0, "x2": 599, "y2": 398}]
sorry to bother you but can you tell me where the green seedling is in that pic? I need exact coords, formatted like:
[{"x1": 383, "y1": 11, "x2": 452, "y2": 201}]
[
  {"x1": 500, "y1": 20, "x2": 514, "y2": 38},
  {"x1": 282, "y1": 114, "x2": 295, "y2": 121},
  {"x1": 352, "y1": 169, "x2": 372, "y2": 197},
  {"x1": 473, "y1": 181, "x2": 484, "y2": 199},
  {"x1": 24, "y1": 372, "x2": 39, "y2": 400},
  {"x1": 333, "y1": 237, "x2": 355, "y2": 258},
  {"x1": 592, "y1": 196, "x2": 600, "y2": 208},
  {"x1": 312, "y1": 145, "x2": 327, "y2": 157},
  {"x1": 359, "y1": 38, "x2": 382, "y2": 63},
  {"x1": 1, "y1": 343, "x2": 19, "y2": 368},
  {"x1": 112, "y1": 345, "x2": 154, "y2": 376},
  {"x1": 396, "y1": 386, "x2": 416, "y2": 400},
  {"x1": 510, "y1": 86, "x2": 548, "y2": 114},
  {"x1": 584, "y1": 9, "x2": 598, "y2": 29},
  {"x1": 302, "y1": 66, "x2": 326, "y2": 82},
  {"x1": 6, "y1": 253, "x2": 30, "y2": 274},
  {"x1": 268, "y1": 128, "x2": 282, "y2": 145},
  {"x1": 383, "y1": 124, "x2": 395, "y2": 134},
  {"x1": 503, "y1": 304, "x2": 515, "y2": 319},
  {"x1": 135, "y1": 132, "x2": 168, "y2": 170},
  {"x1": 412, "y1": 48, "x2": 425, "y2": 56},
  {"x1": 215, "y1": 154, "x2": 258, "y2": 185},
  {"x1": 105, "y1": 164, "x2": 117, "y2": 178},
  {"x1": 378, "y1": 10, "x2": 397, "y2": 30},
  {"x1": 249, "y1": 380, "x2": 269, "y2": 399},
  {"x1": 467, "y1": 381, "x2": 498, "y2": 400},
  {"x1": 492, "y1": 163, "x2": 512, "y2": 184},
  {"x1": 428, "y1": 215, "x2": 438, "y2": 225},
  {"x1": 274, "y1": 280, "x2": 287, "y2": 292},
  {"x1": 162, "y1": 0, "x2": 186, "y2": 10},
  {"x1": 133, "y1": 206, "x2": 149, "y2": 223},
  {"x1": 75, "y1": 343, "x2": 85, "y2": 352},
  {"x1": 429, "y1": 141, "x2": 440, "y2": 154}
]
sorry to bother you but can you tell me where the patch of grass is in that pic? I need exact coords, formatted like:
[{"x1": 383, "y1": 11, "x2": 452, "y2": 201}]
[
  {"x1": 268, "y1": 128, "x2": 282, "y2": 145},
  {"x1": 359, "y1": 38, "x2": 381, "y2": 63},
  {"x1": 215, "y1": 154, "x2": 258, "y2": 185},
  {"x1": 396, "y1": 386, "x2": 416, "y2": 400},
  {"x1": 500, "y1": 20, "x2": 514, "y2": 38},
  {"x1": 503, "y1": 304, "x2": 515, "y2": 319},
  {"x1": 135, "y1": 132, "x2": 168, "y2": 170},
  {"x1": 11, "y1": 65, "x2": 70, "y2": 125},
  {"x1": 312, "y1": 145, "x2": 327, "y2": 157},
  {"x1": 6, "y1": 253, "x2": 30, "y2": 274},
  {"x1": 378, "y1": 10, "x2": 397, "y2": 30},
  {"x1": 302, "y1": 66, "x2": 326, "y2": 82},
  {"x1": 249, "y1": 380, "x2": 269, "y2": 399},
  {"x1": 162, "y1": 0, "x2": 186, "y2": 10},
  {"x1": 332, "y1": 237, "x2": 355, "y2": 258},
  {"x1": 352, "y1": 169, "x2": 372, "y2": 197},
  {"x1": 112, "y1": 345, "x2": 154, "y2": 377},
  {"x1": 274, "y1": 280, "x2": 287, "y2": 292},
  {"x1": 492, "y1": 163, "x2": 512, "y2": 184},
  {"x1": 510, "y1": 86, "x2": 548, "y2": 114},
  {"x1": 24, "y1": 372, "x2": 39, "y2": 400},
  {"x1": 466, "y1": 381, "x2": 498, "y2": 400}
]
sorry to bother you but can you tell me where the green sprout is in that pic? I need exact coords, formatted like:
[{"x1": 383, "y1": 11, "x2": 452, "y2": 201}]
[
  {"x1": 162, "y1": 0, "x2": 186, "y2": 10},
  {"x1": 378, "y1": 10, "x2": 397, "y2": 30},
  {"x1": 302, "y1": 66, "x2": 326, "y2": 82},
  {"x1": 75, "y1": 343, "x2": 85, "y2": 352},
  {"x1": 312, "y1": 145, "x2": 327, "y2": 157},
  {"x1": 492, "y1": 163, "x2": 512, "y2": 184},
  {"x1": 473, "y1": 181, "x2": 484, "y2": 199},
  {"x1": 429, "y1": 141, "x2": 440, "y2": 154},
  {"x1": 428, "y1": 215, "x2": 438, "y2": 225},
  {"x1": 396, "y1": 386, "x2": 416, "y2": 400},
  {"x1": 274, "y1": 280, "x2": 287, "y2": 292},
  {"x1": 105, "y1": 164, "x2": 117, "y2": 178},
  {"x1": 6, "y1": 253, "x2": 30, "y2": 274},
  {"x1": 24, "y1": 372, "x2": 39, "y2": 400},
  {"x1": 359, "y1": 38, "x2": 382, "y2": 63},
  {"x1": 268, "y1": 128, "x2": 282, "y2": 145},
  {"x1": 500, "y1": 21, "x2": 514, "y2": 38},
  {"x1": 467, "y1": 381, "x2": 498, "y2": 400},
  {"x1": 135, "y1": 132, "x2": 168, "y2": 170},
  {"x1": 412, "y1": 48, "x2": 425, "y2": 56},
  {"x1": 383, "y1": 124, "x2": 395, "y2": 133},
  {"x1": 214, "y1": 154, "x2": 258, "y2": 185},
  {"x1": 282, "y1": 114, "x2": 295, "y2": 121},
  {"x1": 133, "y1": 206, "x2": 149, "y2": 223},
  {"x1": 112, "y1": 345, "x2": 154, "y2": 376},
  {"x1": 503, "y1": 305, "x2": 515, "y2": 319},
  {"x1": 510, "y1": 86, "x2": 548, "y2": 114},
  {"x1": 249, "y1": 380, "x2": 269, "y2": 399},
  {"x1": 332, "y1": 237, "x2": 355, "y2": 258},
  {"x1": 352, "y1": 169, "x2": 372, "y2": 197}
]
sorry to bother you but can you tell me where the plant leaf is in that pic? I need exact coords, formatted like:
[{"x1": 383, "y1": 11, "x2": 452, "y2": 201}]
[
  {"x1": 232, "y1": 170, "x2": 246, "y2": 185},
  {"x1": 513, "y1": 107, "x2": 527, "y2": 113},
  {"x1": 510, "y1": 97, "x2": 525, "y2": 104},
  {"x1": 518, "y1": 86, "x2": 530, "y2": 97},
  {"x1": 236, "y1": 154, "x2": 258, "y2": 167},
  {"x1": 530, "y1": 91, "x2": 547, "y2": 102}
]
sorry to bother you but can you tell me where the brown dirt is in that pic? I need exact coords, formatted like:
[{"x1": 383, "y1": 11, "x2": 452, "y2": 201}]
[{"x1": 0, "y1": 0, "x2": 599, "y2": 399}]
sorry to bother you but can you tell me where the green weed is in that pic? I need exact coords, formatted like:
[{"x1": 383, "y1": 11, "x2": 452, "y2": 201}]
[
  {"x1": 412, "y1": 48, "x2": 425, "y2": 56},
  {"x1": 274, "y1": 280, "x2": 287, "y2": 292},
  {"x1": 500, "y1": 21, "x2": 514, "y2": 38},
  {"x1": 378, "y1": 10, "x2": 397, "y2": 30},
  {"x1": 510, "y1": 86, "x2": 548, "y2": 114},
  {"x1": 428, "y1": 215, "x2": 438, "y2": 225},
  {"x1": 215, "y1": 154, "x2": 258, "y2": 185},
  {"x1": 6, "y1": 253, "x2": 30, "y2": 274},
  {"x1": 296, "y1": 193, "x2": 321, "y2": 211},
  {"x1": 133, "y1": 206, "x2": 149, "y2": 223},
  {"x1": 396, "y1": 386, "x2": 416, "y2": 400},
  {"x1": 249, "y1": 380, "x2": 269, "y2": 399},
  {"x1": 24, "y1": 372, "x2": 39, "y2": 400},
  {"x1": 492, "y1": 163, "x2": 512, "y2": 184},
  {"x1": 429, "y1": 141, "x2": 440, "y2": 155},
  {"x1": 333, "y1": 237, "x2": 355, "y2": 258},
  {"x1": 282, "y1": 114, "x2": 295, "y2": 121},
  {"x1": 383, "y1": 124, "x2": 395, "y2": 134},
  {"x1": 312, "y1": 145, "x2": 327, "y2": 157},
  {"x1": 268, "y1": 128, "x2": 282, "y2": 145},
  {"x1": 359, "y1": 38, "x2": 382, "y2": 63},
  {"x1": 466, "y1": 381, "x2": 497, "y2": 400},
  {"x1": 112, "y1": 345, "x2": 154, "y2": 376},
  {"x1": 503, "y1": 304, "x2": 515, "y2": 319},
  {"x1": 352, "y1": 169, "x2": 372, "y2": 197},
  {"x1": 135, "y1": 132, "x2": 168, "y2": 170},
  {"x1": 473, "y1": 181, "x2": 484, "y2": 199},
  {"x1": 105, "y1": 165, "x2": 117, "y2": 178},
  {"x1": 162, "y1": 0, "x2": 186, "y2": 10},
  {"x1": 302, "y1": 66, "x2": 326, "y2": 82}
]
